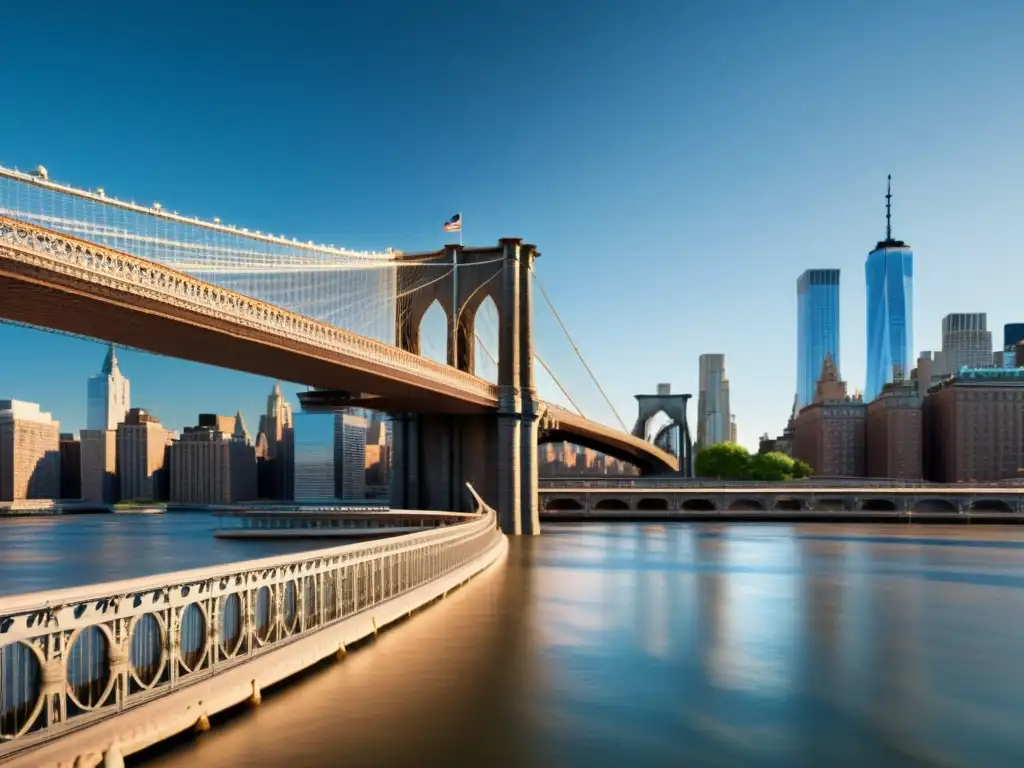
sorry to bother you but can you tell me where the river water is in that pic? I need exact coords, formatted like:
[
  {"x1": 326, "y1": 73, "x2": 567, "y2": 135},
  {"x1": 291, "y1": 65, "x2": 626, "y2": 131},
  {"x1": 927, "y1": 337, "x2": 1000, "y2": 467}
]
[
  {"x1": 0, "y1": 513, "x2": 336, "y2": 596},
  {"x1": 126, "y1": 521, "x2": 1024, "y2": 768}
]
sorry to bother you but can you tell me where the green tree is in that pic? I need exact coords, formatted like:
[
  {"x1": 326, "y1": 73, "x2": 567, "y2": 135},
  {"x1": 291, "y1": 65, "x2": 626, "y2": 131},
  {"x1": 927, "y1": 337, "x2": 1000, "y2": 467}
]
[
  {"x1": 694, "y1": 442, "x2": 751, "y2": 479},
  {"x1": 748, "y1": 451, "x2": 796, "y2": 481},
  {"x1": 791, "y1": 459, "x2": 814, "y2": 479}
]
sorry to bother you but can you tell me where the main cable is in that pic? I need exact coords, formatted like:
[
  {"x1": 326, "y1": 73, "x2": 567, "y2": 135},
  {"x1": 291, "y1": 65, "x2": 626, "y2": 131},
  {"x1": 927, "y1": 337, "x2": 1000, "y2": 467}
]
[{"x1": 530, "y1": 267, "x2": 626, "y2": 431}]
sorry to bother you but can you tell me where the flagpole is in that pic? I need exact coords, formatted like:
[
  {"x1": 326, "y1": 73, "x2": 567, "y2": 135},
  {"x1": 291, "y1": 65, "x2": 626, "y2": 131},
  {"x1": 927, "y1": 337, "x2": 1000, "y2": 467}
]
[{"x1": 452, "y1": 214, "x2": 459, "y2": 368}]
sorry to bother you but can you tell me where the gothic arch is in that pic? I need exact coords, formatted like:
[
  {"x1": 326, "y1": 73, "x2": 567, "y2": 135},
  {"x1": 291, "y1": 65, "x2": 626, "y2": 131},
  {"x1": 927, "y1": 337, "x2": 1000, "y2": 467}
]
[
  {"x1": 395, "y1": 244, "x2": 508, "y2": 372},
  {"x1": 415, "y1": 299, "x2": 449, "y2": 364},
  {"x1": 465, "y1": 295, "x2": 500, "y2": 380}
]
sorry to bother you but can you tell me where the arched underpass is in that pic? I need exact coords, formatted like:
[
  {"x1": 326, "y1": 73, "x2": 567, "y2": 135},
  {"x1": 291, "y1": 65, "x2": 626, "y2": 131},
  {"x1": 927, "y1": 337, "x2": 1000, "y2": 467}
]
[
  {"x1": 726, "y1": 498, "x2": 765, "y2": 512},
  {"x1": 775, "y1": 498, "x2": 804, "y2": 511},
  {"x1": 969, "y1": 499, "x2": 1014, "y2": 514},
  {"x1": 813, "y1": 498, "x2": 847, "y2": 512},
  {"x1": 860, "y1": 499, "x2": 898, "y2": 512},
  {"x1": 546, "y1": 498, "x2": 584, "y2": 512},
  {"x1": 681, "y1": 498, "x2": 716, "y2": 511},
  {"x1": 914, "y1": 498, "x2": 959, "y2": 514},
  {"x1": 593, "y1": 498, "x2": 630, "y2": 511},
  {"x1": 637, "y1": 498, "x2": 670, "y2": 511}
]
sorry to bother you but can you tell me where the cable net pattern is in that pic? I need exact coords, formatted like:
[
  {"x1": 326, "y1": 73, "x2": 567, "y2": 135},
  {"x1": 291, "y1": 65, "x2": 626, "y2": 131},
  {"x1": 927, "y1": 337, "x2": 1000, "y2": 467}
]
[{"x1": 0, "y1": 167, "x2": 398, "y2": 344}]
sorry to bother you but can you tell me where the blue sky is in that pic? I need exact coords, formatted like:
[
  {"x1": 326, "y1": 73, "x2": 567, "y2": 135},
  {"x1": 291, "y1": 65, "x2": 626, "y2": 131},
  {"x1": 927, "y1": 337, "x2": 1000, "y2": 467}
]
[{"x1": 1, "y1": 0, "x2": 1023, "y2": 449}]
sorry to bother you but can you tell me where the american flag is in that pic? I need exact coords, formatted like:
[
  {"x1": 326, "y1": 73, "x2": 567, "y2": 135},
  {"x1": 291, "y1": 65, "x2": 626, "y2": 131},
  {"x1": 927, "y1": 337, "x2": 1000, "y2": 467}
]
[{"x1": 443, "y1": 213, "x2": 462, "y2": 232}]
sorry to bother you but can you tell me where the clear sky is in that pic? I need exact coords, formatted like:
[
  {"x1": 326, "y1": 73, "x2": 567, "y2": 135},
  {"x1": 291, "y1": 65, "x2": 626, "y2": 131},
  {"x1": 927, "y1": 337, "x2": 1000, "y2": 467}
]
[{"x1": 2, "y1": 0, "x2": 1023, "y2": 449}]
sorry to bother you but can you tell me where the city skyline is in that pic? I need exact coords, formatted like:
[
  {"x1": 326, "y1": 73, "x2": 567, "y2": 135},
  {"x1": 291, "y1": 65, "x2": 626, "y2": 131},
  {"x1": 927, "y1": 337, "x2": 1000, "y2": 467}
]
[{"x1": 2, "y1": 2, "x2": 1024, "y2": 449}]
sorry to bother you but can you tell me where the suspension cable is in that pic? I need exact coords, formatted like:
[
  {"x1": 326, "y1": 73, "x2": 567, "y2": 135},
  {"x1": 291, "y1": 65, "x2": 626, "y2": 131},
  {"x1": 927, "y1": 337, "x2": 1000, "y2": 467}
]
[
  {"x1": 474, "y1": 330, "x2": 584, "y2": 419},
  {"x1": 475, "y1": 334, "x2": 497, "y2": 366},
  {"x1": 530, "y1": 267, "x2": 626, "y2": 430},
  {"x1": 534, "y1": 352, "x2": 585, "y2": 417}
]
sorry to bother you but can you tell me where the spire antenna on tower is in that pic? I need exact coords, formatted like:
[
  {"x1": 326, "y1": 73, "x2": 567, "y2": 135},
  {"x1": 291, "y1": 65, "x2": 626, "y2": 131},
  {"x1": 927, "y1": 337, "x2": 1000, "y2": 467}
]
[{"x1": 885, "y1": 174, "x2": 892, "y2": 241}]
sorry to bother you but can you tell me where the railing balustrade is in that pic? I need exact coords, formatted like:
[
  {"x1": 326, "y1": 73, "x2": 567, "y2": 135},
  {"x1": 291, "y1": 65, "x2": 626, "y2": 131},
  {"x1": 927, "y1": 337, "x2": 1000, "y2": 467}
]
[{"x1": 0, "y1": 494, "x2": 501, "y2": 758}]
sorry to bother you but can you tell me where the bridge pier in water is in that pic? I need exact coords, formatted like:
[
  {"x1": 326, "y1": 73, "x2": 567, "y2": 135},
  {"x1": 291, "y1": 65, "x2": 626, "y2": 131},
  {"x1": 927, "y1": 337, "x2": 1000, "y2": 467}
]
[{"x1": 393, "y1": 238, "x2": 540, "y2": 535}]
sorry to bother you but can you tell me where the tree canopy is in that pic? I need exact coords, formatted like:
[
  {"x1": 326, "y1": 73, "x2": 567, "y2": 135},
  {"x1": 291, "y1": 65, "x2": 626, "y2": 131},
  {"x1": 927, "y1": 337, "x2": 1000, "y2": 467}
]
[{"x1": 694, "y1": 443, "x2": 813, "y2": 481}]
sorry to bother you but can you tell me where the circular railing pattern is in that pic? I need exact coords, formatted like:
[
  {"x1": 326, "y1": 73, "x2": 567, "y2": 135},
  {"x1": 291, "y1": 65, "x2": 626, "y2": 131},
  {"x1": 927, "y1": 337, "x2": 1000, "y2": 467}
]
[
  {"x1": 179, "y1": 604, "x2": 207, "y2": 674},
  {"x1": 129, "y1": 614, "x2": 164, "y2": 689},
  {"x1": 219, "y1": 594, "x2": 244, "y2": 658},
  {"x1": 254, "y1": 586, "x2": 274, "y2": 645},
  {"x1": 66, "y1": 626, "x2": 113, "y2": 713},
  {"x1": 0, "y1": 642, "x2": 42, "y2": 741},
  {"x1": 283, "y1": 581, "x2": 298, "y2": 635},
  {"x1": 0, "y1": 501, "x2": 499, "y2": 757}
]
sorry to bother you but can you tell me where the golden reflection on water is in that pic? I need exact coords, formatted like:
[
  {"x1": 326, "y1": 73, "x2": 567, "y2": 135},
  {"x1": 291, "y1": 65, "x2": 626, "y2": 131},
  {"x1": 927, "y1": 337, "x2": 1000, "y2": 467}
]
[{"x1": 136, "y1": 523, "x2": 1024, "y2": 768}]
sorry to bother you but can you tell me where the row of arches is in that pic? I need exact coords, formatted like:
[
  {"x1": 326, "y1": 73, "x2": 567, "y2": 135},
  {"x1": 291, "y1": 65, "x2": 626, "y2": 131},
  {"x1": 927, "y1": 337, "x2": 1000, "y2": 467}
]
[
  {"x1": 545, "y1": 496, "x2": 1019, "y2": 514},
  {"x1": 414, "y1": 297, "x2": 501, "y2": 381}
]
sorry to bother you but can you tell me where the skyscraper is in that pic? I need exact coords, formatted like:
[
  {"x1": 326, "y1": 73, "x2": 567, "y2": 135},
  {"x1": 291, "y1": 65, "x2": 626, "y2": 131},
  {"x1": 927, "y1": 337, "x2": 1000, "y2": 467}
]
[
  {"x1": 997, "y1": 323, "x2": 1024, "y2": 368},
  {"x1": 86, "y1": 345, "x2": 130, "y2": 431},
  {"x1": 940, "y1": 313, "x2": 992, "y2": 372},
  {"x1": 117, "y1": 408, "x2": 171, "y2": 502},
  {"x1": 333, "y1": 413, "x2": 368, "y2": 500},
  {"x1": 796, "y1": 269, "x2": 841, "y2": 409},
  {"x1": 697, "y1": 354, "x2": 731, "y2": 449},
  {"x1": 0, "y1": 400, "x2": 61, "y2": 501},
  {"x1": 865, "y1": 176, "x2": 914, "y2": 402}
]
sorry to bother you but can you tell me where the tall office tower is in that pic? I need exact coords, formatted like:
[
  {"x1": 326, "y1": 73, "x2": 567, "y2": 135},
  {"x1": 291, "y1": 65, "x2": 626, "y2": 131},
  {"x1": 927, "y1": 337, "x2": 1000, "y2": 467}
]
[
  {"x1": 59, "y1": 433, "x2": 82, "y2": 499},
  {"x1": 258, "y1": 383, "x2": 294, "y2": 455},
  {"x1": 0, "y1": 400, "x2": 61, "y2": 501},
  {"x1": 364, "y1": 416, "x2": 390, "y2": 489},
  {"x1": 117, "y1": 408, "x2": 171, "y2": 502},
  {"x1": 256, "y1": 383, "x2": 295, "y2": 499},
  {"x1": 169, "y1": 424, "x2": 257, "y2": 504},
  {"x1": 998, "y1": 323, "x2": 1024, "y2": 368},
  {"x1": 86, "y1": 345, "x2": 131, "y2": 431},
  {"x1": 333, "y1": 413, "x2": 368, "y2": 500},
  {"x1": 940, "y1": 313, "x2": 992, "y2": 372},
  {"x1": 293, "y1": 411, "x2": 335, "y2": 501},
  {"x1": 80, "y1": 429, "x2": 118, "y2": 503},
  {"x1": 796, "y1": 269, "x2": 841, "y2": 409},
  {"x1": 697, "y1": 354, "x2": 731, "y2": 448},
  {"x1": 730, "y1": 414, "x2": 738, "y2": 444},
  {"x1": 865, "y1": 176, "x2": 914, "y2": 402}
]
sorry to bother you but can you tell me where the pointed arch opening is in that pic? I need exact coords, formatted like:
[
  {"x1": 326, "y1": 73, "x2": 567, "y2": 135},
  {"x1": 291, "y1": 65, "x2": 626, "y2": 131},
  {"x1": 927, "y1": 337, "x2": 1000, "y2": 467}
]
[
  {"x1": 471, "y1": 296, "x2": 499, "y2": 383},
  {"x1": 418, "y1": 300, "x2": 448, "y2": 366}
]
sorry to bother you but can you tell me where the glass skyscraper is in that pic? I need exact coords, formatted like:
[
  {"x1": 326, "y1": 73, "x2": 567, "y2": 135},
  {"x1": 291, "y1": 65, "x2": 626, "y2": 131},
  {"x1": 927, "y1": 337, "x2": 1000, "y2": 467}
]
[
  {"x1": 865, "y1": 176, "x2": 914, "y2": 402},
  {"x1": 796, "y1": 269, "x2": 840, "y2": 409}
]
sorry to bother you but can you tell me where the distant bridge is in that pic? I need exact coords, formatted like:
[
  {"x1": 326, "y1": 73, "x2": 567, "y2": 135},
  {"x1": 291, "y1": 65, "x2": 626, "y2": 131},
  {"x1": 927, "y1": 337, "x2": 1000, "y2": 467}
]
[{"x1": 539, "y1": 478, "x2": 1024, "y2": 517}]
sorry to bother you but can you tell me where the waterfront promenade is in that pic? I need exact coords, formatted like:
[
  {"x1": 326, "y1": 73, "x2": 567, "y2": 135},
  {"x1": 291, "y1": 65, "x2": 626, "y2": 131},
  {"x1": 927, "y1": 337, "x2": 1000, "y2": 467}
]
[{"x1": 134, "y1": 521, "x2": 1024, "y2": 767}]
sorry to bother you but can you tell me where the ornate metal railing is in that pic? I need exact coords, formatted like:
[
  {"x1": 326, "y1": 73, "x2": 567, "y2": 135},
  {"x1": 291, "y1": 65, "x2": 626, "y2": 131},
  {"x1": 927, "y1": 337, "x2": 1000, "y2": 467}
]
[
  {"x1": 0, "y1": 216, "x2": 498, "y2": 404},
  {"x1": 0, "y1": 493, "x2": 501, "y2": 757}
]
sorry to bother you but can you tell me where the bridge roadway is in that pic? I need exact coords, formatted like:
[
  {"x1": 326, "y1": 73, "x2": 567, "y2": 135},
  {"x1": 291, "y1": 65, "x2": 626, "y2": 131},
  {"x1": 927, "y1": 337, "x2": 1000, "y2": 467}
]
[
  {"x1": 540, "y1": 479, "x2": 1024, "y2": 517},
  {"x1": 0, "y1": 216, "x2": 675, "y2": 532}
]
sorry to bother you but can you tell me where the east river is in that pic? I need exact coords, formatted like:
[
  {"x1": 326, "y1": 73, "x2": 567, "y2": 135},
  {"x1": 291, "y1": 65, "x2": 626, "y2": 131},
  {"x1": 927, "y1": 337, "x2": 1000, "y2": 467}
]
[{"x1": 5, "y1": 517, "x2": 1024, "y2": 766}]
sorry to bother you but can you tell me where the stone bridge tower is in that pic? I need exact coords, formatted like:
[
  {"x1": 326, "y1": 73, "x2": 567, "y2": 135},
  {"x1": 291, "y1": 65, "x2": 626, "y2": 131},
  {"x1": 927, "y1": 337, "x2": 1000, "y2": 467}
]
[
  {"x1": 632, "y1": 387, "x2": 693, "y2": 477},
  {"x1": 390, "y1": 239, "x2": 540, "y2": 535}
]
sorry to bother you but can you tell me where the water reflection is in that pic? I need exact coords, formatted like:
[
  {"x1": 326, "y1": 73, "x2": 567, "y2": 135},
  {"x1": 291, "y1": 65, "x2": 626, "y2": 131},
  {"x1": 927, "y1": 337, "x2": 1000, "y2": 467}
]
[{"x1": 130, "y1": 522, "x2": 1024, "y2": 767}]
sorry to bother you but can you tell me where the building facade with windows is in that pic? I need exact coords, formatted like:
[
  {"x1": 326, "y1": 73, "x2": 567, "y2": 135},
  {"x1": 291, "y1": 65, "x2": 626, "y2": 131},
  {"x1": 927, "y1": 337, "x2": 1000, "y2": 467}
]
[
  {"x1": 796, "y1": 269, "x2": 840, "y2": 409},
  {"x1": 865, "y1": 177, "x2": 914, "y2": 402}
]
